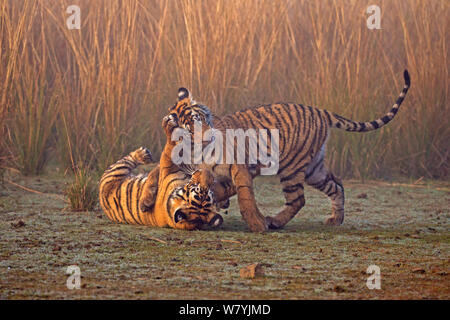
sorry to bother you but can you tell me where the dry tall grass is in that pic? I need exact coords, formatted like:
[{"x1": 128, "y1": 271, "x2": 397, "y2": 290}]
[{"x1": 0, "y1": 0, "x2": 448, "y2": 179}]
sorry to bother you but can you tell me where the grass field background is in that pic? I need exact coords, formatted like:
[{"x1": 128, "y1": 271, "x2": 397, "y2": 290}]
[
  {"x1": 0, "y1": 0, "x2": 448, "y2": 179},
  {"x1": 1, "y1": 174, "x2": 449, "y2": 299}
]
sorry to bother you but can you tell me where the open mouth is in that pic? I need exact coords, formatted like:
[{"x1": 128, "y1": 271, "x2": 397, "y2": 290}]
[{"x1": 208, "y1": 214, "x2": 223, "y2": 228}]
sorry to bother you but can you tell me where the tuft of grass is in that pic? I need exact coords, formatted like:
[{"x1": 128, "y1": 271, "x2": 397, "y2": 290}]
[{"x1": 66, "y1": 166, "x2": 98, "y2": 212}]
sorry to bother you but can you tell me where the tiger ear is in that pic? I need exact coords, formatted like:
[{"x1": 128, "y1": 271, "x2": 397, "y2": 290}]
[{"x1": 178, "y1": 87, "x2": 190, "y2": 101}]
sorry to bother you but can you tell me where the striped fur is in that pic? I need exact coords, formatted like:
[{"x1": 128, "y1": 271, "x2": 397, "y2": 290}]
[
  {"x1": 99, "y1": 116, "x2": 223, "y2": 230},
  {"x1": 168, "y1": 70, "x2": 411, "y2": 231}
]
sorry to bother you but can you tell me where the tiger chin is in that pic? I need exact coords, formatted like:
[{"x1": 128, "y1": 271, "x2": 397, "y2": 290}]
[
  {"x1": 166, "y1": 70, "x2": 411, "y2": 232},
  {"x1": 99, "y1": 117, "x2": 224, "y2": 231}
]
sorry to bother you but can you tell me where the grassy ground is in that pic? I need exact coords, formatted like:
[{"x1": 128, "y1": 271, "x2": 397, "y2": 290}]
[{"x1": 0, "y1": 172, "x2": 449, "y2": 299}]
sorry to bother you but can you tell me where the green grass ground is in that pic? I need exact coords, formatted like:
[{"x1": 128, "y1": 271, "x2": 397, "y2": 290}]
[{"x1": 0, "y1": 172, "x2": 449, "y2": 299}]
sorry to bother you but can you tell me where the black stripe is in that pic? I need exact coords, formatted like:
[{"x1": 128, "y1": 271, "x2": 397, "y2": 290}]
[
  {"x1": 305, "y1": 158, "x2": 323, "y2": 179},
  {"x1": 391, "y1": 106, "x2": 399, "y2": 115},
  {"x1": 358, "y1": 122, "x2": 366, "y2": 132},
  {"x1": 380, "y1": 115, "x2": 390, "y2": 124},
  {"x1": 115, "y1": 184, "x2": 128, "y2": 223},
  {"x1": 113, "y1": 197, "x2": 126, "y2": 224},
  {"x1": 103, "y1": 165, "x2": 130, "y2": 174},
  {"x1": 100, "y1": 194, "x2": 114, "y2": 221},
  {"x1": 134, "y1": 179, "x2": 144, "y2": 224},
  {"x1": 395, "y1": 96, "x2": 404, "y2": 105},
  {"x1": 280, "y1": 109, "x2": 319, "y2": 175},
  {"x1": 323, "y1": 183, "x2": 333, "y2": 195},
  {"x1": 327, "y1": 191, "x2": 338, "y2": 197},
  {"x1": 285, "y1": 194, "x2": 305, "y2": 207},
  {"x1": 323, "y1": 109, "x2": 333, "y2": 126},
  {"x1": 241, "y1": 110, "x2": 258, "y2": 128},
  {"x1": 126, "y1": 180, "x2": 140, "y2": 225},
  {"x1": 190, "y1": 200, "x2": 203, "y2": 209},
  {"x1": 102, "y1": 173, "x2": 128, "y2": 180},
  {"x1": 179, "y1": 107, "x2": 192, "y2": 122},
  {"x1": 330, "y1": 174, "x2": 343, "y2": 189},
  {"x1": 282, "y1": 183, "x2": 304, "y2": 193},
  {"x1": 277, "y1": 110, "x2": 312, "y2": 173},
  {"x1": 279, "y1": 163, "x2": 309, "y2": 183},
  {"x1": 310, "y1": 174, "x2": 332, "y2": 189},
  {"x1": 315, "y1": 107, "x2": 324, "y2": 147},
  {"x1": 256, "y1": 108, "x2": 273, "y2": 125},
  {"x1": 269, "y1": 106, "x2": 286, "y2": 154}
]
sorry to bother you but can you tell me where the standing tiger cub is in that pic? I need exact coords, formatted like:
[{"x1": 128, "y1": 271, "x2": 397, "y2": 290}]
[
  {"x1": 99, "y1": 115, "x2": 223, "y2": 230},
  {"x1": 166, "y1": 70, "x2": 411, "y2": 232}
]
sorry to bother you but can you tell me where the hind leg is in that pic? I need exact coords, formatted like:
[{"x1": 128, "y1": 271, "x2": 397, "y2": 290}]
[
  {"x1": 305, "y1": 160, "x2": 344, "y2": 226},
  {"x1": 266, "y1": 172, "x2": 306, "y2": 229},
  {"x1": 140, "y1": 165, "x2": 160, "y2": 212}
]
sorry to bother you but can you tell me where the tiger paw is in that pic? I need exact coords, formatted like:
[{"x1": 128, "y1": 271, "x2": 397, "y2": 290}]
[
  {"x1": 248, "y1": 217, "x2": 268, "y2": 232},
  {"x1": 162, "y1": 114, "x2": 179, "y2": 136},
  {"x1": 130, "y1": 147, "x2": 153, "y2": 164},
  {"x1": 324, "y1": 215, "x2": 344, "y2": 226},
  {"x1": 140, "y1": 199, "x2": 155, "y2": 212},
  {"x1": 140, "y1": 192, "x2": 156, "y2": 212},
  {"x1": 265, "y1": 216, "x2": 283, "y2": 230},
  {"x1": 217, "y1": 199, "x2": 230, "y2": 210},
  {"x1": 140, "y1": 202, "x2": 153, "y2": 212}
]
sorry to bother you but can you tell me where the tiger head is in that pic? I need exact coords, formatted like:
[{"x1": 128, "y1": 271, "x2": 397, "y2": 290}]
[
  {"x1": 168, "y1": 88, "x2": 213, "y2": 141},
  {"x1": 170, "y1": 169, "x2": 223, "y2": 230}
]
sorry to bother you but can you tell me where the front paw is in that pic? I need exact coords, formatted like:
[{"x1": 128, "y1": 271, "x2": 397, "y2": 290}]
[
  {"x1": 140, "y1": 193, "x2": 156, "y2": 212},
  {"x1": 216, "y1": 199, "x2": 230, "y2": 210},
  {"x1": 162, "y1": 114, "x2": 179, "y2": 136},
  {"x1": 324, "y1": 215, "x2": 344, "y2": 226},
  {"x1": 247, "y1": 217, "x2": 268, "y2": 232},
  {"x1": 140, "y1": 202, "x2": 154, "y2": 212}
]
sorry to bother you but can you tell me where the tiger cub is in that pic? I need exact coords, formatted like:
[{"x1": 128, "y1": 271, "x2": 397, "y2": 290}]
[
  {"x1": 165, "y1": 70, "x2": 411, "y2": 232},
  {"x1": 99, "y1": 116, "x2": 223, "y2": 230}
]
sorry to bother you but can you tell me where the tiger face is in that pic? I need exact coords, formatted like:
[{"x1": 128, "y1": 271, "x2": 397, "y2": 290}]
[
  {"x1": 169, "y1": 169, "x2": 223, "y2": 230},
  {"x1": 168, "y1": 87, "x2": 213, "y2": 140}
]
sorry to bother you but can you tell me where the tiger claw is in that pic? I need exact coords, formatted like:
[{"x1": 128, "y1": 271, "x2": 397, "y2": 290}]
[
  {"x1": 140, "y1": 203, "x2": 152, "y2": 212},
  {"x1": 141, "y1": 147, "x2": 153, "y2": 163},
  {"x1": 131, "y1": 147, "x2": 153, "y2": 164},
  {"x1": 162, "y1": 114, "x2": 179, "y2": 135}
]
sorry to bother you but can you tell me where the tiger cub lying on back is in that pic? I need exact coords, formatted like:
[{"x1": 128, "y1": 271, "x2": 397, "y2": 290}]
[
  {"x1": 166, "y1": 70, "x2": 411, "y2": 232},
  {"x1": 99, "y1": 116, "x2": 223, "y2": 230}
]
